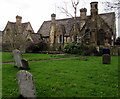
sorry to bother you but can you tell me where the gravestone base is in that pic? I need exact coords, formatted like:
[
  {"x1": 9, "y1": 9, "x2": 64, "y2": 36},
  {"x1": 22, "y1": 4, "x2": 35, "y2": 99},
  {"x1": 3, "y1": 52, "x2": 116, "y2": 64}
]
[
  {"x1": 18, "y1": 94, "x2": 26, "y2": 99},
  {"x1": 102, "y1": 54, "x2": 111, "y2": 64},
  {"x1": 20, "y1": 67, "x2": 30, "y2": 70},
  {"x1": 18, "y1": 94, "x2": 35, "y2": 99}
]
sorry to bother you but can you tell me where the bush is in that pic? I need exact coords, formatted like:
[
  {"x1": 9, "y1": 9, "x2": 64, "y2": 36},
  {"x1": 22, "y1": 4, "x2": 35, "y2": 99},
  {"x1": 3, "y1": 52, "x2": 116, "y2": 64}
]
[
  {"x1": 26, "y1": 44, "x2": 40, "y2": 53},
  {"x1": 64, "y1": 42, "x2": 80, "y2": 54},
  {"x1": 82, "y1": 45, "x2": 98, "y2": 56},
  {"x1": 64, "y1": 42, "x2": 98, "y2": 55},
  {"x1": 26, "y1": 41, "x2": 48, "y2": 53}
]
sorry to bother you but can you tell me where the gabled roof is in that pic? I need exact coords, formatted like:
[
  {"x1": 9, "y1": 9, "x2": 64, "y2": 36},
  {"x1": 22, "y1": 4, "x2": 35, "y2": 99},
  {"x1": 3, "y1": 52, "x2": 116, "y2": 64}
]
[
  {"x1": 37, "y1": 17, "x2": 80, "y2": 37},
  {"x1": 31, "y1": 33, "x2": 42, "y2": 43},
  {"x1": 99, "y1": 12, "x2": 115, "y2": 35},
  {"x1": 37, "y1": 12, "x2": 115, "y2": 37},
  {"x1": 3, "y1": 21, "x2": 34, "y2": 34},
  {"x1": 80, "y1": 15, "x2": 113, "y2": 34}
]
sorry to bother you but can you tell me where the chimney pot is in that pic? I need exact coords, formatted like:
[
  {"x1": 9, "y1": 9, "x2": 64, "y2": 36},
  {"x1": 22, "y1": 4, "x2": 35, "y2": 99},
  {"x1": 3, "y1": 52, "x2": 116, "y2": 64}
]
[
  {"x1": 51, "y1": 13, "x2": 56, "y2": 23},
  {"x1": 80, "y1": 8, "x2": 87, "y2": 20},
  {"x1": 90, "y1": 2, "x2": 98, "y2": 17},
  {"x1": 16, "y1": 15, "x2": 22, "y2": 24}
]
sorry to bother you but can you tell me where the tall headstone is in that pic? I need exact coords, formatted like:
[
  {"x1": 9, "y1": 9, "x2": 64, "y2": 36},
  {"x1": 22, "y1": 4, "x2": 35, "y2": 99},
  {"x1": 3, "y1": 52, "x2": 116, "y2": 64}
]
[
  {"x1": 13, "y1": 49, "x2": 23, "y2": 68},
  {"x1": 17, "y1": 70, "x2": 36, "y2": 98}
]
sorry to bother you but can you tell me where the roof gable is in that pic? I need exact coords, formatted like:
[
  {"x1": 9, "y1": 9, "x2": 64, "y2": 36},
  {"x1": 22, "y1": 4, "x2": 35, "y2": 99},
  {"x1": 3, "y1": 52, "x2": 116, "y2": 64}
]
[{"x1": 3, "y1": 21, "x2": 34, "y2": 34}]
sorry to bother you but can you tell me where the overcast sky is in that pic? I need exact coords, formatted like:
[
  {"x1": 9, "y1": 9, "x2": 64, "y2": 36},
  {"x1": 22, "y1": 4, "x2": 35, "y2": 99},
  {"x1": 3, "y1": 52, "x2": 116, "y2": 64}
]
[{"x1": 1, "y1": 0, "x2": 119, "y2": 36}]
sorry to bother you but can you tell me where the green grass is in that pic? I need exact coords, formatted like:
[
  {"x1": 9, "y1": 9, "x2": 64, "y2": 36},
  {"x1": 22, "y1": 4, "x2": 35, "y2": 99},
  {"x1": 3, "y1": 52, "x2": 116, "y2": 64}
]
[
  {"x1": 2, "y1": 52, "x2": 119, "y2": 98},
  {"x1": 0, "y1": 52, "x2": 2, "y2": 98}
]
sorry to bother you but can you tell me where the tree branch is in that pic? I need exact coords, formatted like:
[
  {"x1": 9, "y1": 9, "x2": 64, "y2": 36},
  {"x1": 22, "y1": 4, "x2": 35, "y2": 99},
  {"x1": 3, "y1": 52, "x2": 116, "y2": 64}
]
[
  {"x1": 102, "y1": 1, "x2": 120, "y2": 18},
  {"x1": 57, "y1": 6, "x2": 73, "y2": 18}
]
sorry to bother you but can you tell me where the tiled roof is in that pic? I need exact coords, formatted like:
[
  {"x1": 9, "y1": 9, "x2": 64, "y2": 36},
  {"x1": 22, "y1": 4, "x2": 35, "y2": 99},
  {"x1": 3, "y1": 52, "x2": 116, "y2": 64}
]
[
  {"x1": 31, "y1": 33, "x2": 42, "y2": 43},
  {"x1": 37, "y1": 12, "x2": 115, "y2": 37},
  {"x1": 5, "y1": 22, "x2": 30, "y2": 33}
]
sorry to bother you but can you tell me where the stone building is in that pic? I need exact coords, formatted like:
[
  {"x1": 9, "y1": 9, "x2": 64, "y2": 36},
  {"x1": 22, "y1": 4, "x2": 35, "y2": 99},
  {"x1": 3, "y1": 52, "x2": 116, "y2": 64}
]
[
  {"x1": 0, "y1": 31, "x2": 2, "y2": 51},
  {"x1": 2, "y1": 15, "x2": 41, "y2": 52},
  {"x1": 38, "y1": 2, "x2": 116, "y2": 50}
]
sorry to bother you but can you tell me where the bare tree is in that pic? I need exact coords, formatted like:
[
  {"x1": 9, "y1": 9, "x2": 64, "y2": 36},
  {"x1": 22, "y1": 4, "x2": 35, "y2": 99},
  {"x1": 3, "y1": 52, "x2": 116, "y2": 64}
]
[
  {"x1": 71, "y1": 0, "x2": 80, "y2": 19},
  {"x1": 102, "y1": 1, "x2": 120, "y2": 17},
  {"x1": 58, "y1": 0, "x2": 80, "y2": 19},
  {"x1": 58, "y1": 0, "x2": 80, "y2": 42},
  {"x1": 57, "y1": 2, "x2": 73, "y2": 18},
  {"x1": 3, "y1": 27, "x2": 29, "y2": 52}
]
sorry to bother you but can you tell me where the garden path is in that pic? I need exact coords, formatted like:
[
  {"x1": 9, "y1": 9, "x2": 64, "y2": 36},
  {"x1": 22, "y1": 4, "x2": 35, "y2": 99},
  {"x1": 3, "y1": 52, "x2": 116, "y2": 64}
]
[{"x1": 1, "y1": 56, "x2": 79, "y2": 64}]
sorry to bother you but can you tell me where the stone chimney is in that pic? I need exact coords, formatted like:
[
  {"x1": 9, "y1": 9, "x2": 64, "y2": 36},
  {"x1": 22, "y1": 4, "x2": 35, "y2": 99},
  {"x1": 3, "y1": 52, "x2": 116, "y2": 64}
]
[
  {"x1": 49, "y1": 14, "x2": 56, "y2": 45},
  {"x1": 80, "y1": 8, "x2": 87, "y2": 30},
  {"x1": 16, "y1": 15, "x2": 22, "y2": 24},
  {"x1": 80, "y1": 8, "x2": 87, "y2": 20},
  {"x1": 90, "y1": 2, "x2": 98, "y2": 17},
  {"x1": 51, "y1": 13, "x2": 56, "y2": 23}
]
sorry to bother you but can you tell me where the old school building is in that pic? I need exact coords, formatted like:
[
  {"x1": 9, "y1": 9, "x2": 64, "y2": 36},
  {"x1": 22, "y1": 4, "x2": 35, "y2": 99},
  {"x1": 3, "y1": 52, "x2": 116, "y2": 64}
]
[{"x1": 38, "y1": 2, "x2": 116, "y2": 50}]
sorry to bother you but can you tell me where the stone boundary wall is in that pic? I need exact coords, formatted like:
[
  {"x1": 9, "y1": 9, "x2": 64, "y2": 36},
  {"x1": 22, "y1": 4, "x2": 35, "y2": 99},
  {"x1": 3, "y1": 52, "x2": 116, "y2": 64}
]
[{"x1": 111, "y1": 46, "x2": 120, "y2": 56}]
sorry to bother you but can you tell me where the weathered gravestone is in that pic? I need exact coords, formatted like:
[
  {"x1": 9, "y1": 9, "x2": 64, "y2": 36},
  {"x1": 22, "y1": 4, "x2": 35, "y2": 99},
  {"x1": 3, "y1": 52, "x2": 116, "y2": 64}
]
[
  {"x1": 13, "y1": 49, "x2": 30, "y2": 69},
  {"x1": 13, "y1": 49, "x2": 23, "y2": 68},
  {"x1": 17, "y1": 70, "x2": 36, "y2": 98},
  {"x1": 102, "y1": 54, "x2": 111, "y2": 64}
]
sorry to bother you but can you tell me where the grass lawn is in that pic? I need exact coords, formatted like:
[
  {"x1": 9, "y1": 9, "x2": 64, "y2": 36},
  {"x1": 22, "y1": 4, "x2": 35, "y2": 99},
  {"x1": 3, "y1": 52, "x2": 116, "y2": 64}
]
[
  {"x1": 2, "y1": 52, "x2": 119, "y2": 98},
  {"x1": 0, "y1": 52, "x2": 2, "y2": 98}
]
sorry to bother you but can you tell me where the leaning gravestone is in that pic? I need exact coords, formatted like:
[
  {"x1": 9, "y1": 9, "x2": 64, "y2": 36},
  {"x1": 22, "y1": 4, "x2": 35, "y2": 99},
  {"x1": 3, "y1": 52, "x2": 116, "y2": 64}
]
[
  {"x1": 21, "y1": 59, "x2": 30, "y2": 70},
  {"x1": 13, "y1": 49, "x2": 23, "y2": 68},
  {"x1": 13, "y1": 49, "x2": 30, "y2": 69},
  {"x1": 17, "y1": 70, "x2": 36, "y2": 98}
]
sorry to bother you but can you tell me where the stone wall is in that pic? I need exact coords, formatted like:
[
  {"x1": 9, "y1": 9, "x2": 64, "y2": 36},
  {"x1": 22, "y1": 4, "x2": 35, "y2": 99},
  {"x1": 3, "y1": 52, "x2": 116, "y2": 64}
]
[{"x1": 111, "y1": 46, "x2": 120, "y2": 56}]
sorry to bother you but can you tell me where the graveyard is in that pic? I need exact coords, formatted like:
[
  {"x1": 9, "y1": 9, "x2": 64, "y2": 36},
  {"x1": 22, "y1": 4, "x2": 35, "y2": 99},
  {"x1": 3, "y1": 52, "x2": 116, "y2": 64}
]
[
  {"x1": 0, "y1": 0, "x2": 120, "y2": 98},
  {"x1": 2, "y1": 52, "x2": 118, "y2": 98}
]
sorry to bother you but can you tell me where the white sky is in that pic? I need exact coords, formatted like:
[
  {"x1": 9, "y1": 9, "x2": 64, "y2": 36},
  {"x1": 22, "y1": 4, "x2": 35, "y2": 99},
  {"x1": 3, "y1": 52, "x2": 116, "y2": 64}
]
[{"x1": 0, "y1": 0, "x2": 119, "y2": 36}]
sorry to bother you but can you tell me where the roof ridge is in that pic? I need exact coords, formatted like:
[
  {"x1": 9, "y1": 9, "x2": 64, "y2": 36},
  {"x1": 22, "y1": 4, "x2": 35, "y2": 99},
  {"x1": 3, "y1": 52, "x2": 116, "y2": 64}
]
[
  {"x1": 43, "y1": 12, "x2": 115, "y2": 23},
  {"x1": 8, "y1": 21, "x2": 29, "y2": 24}
]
